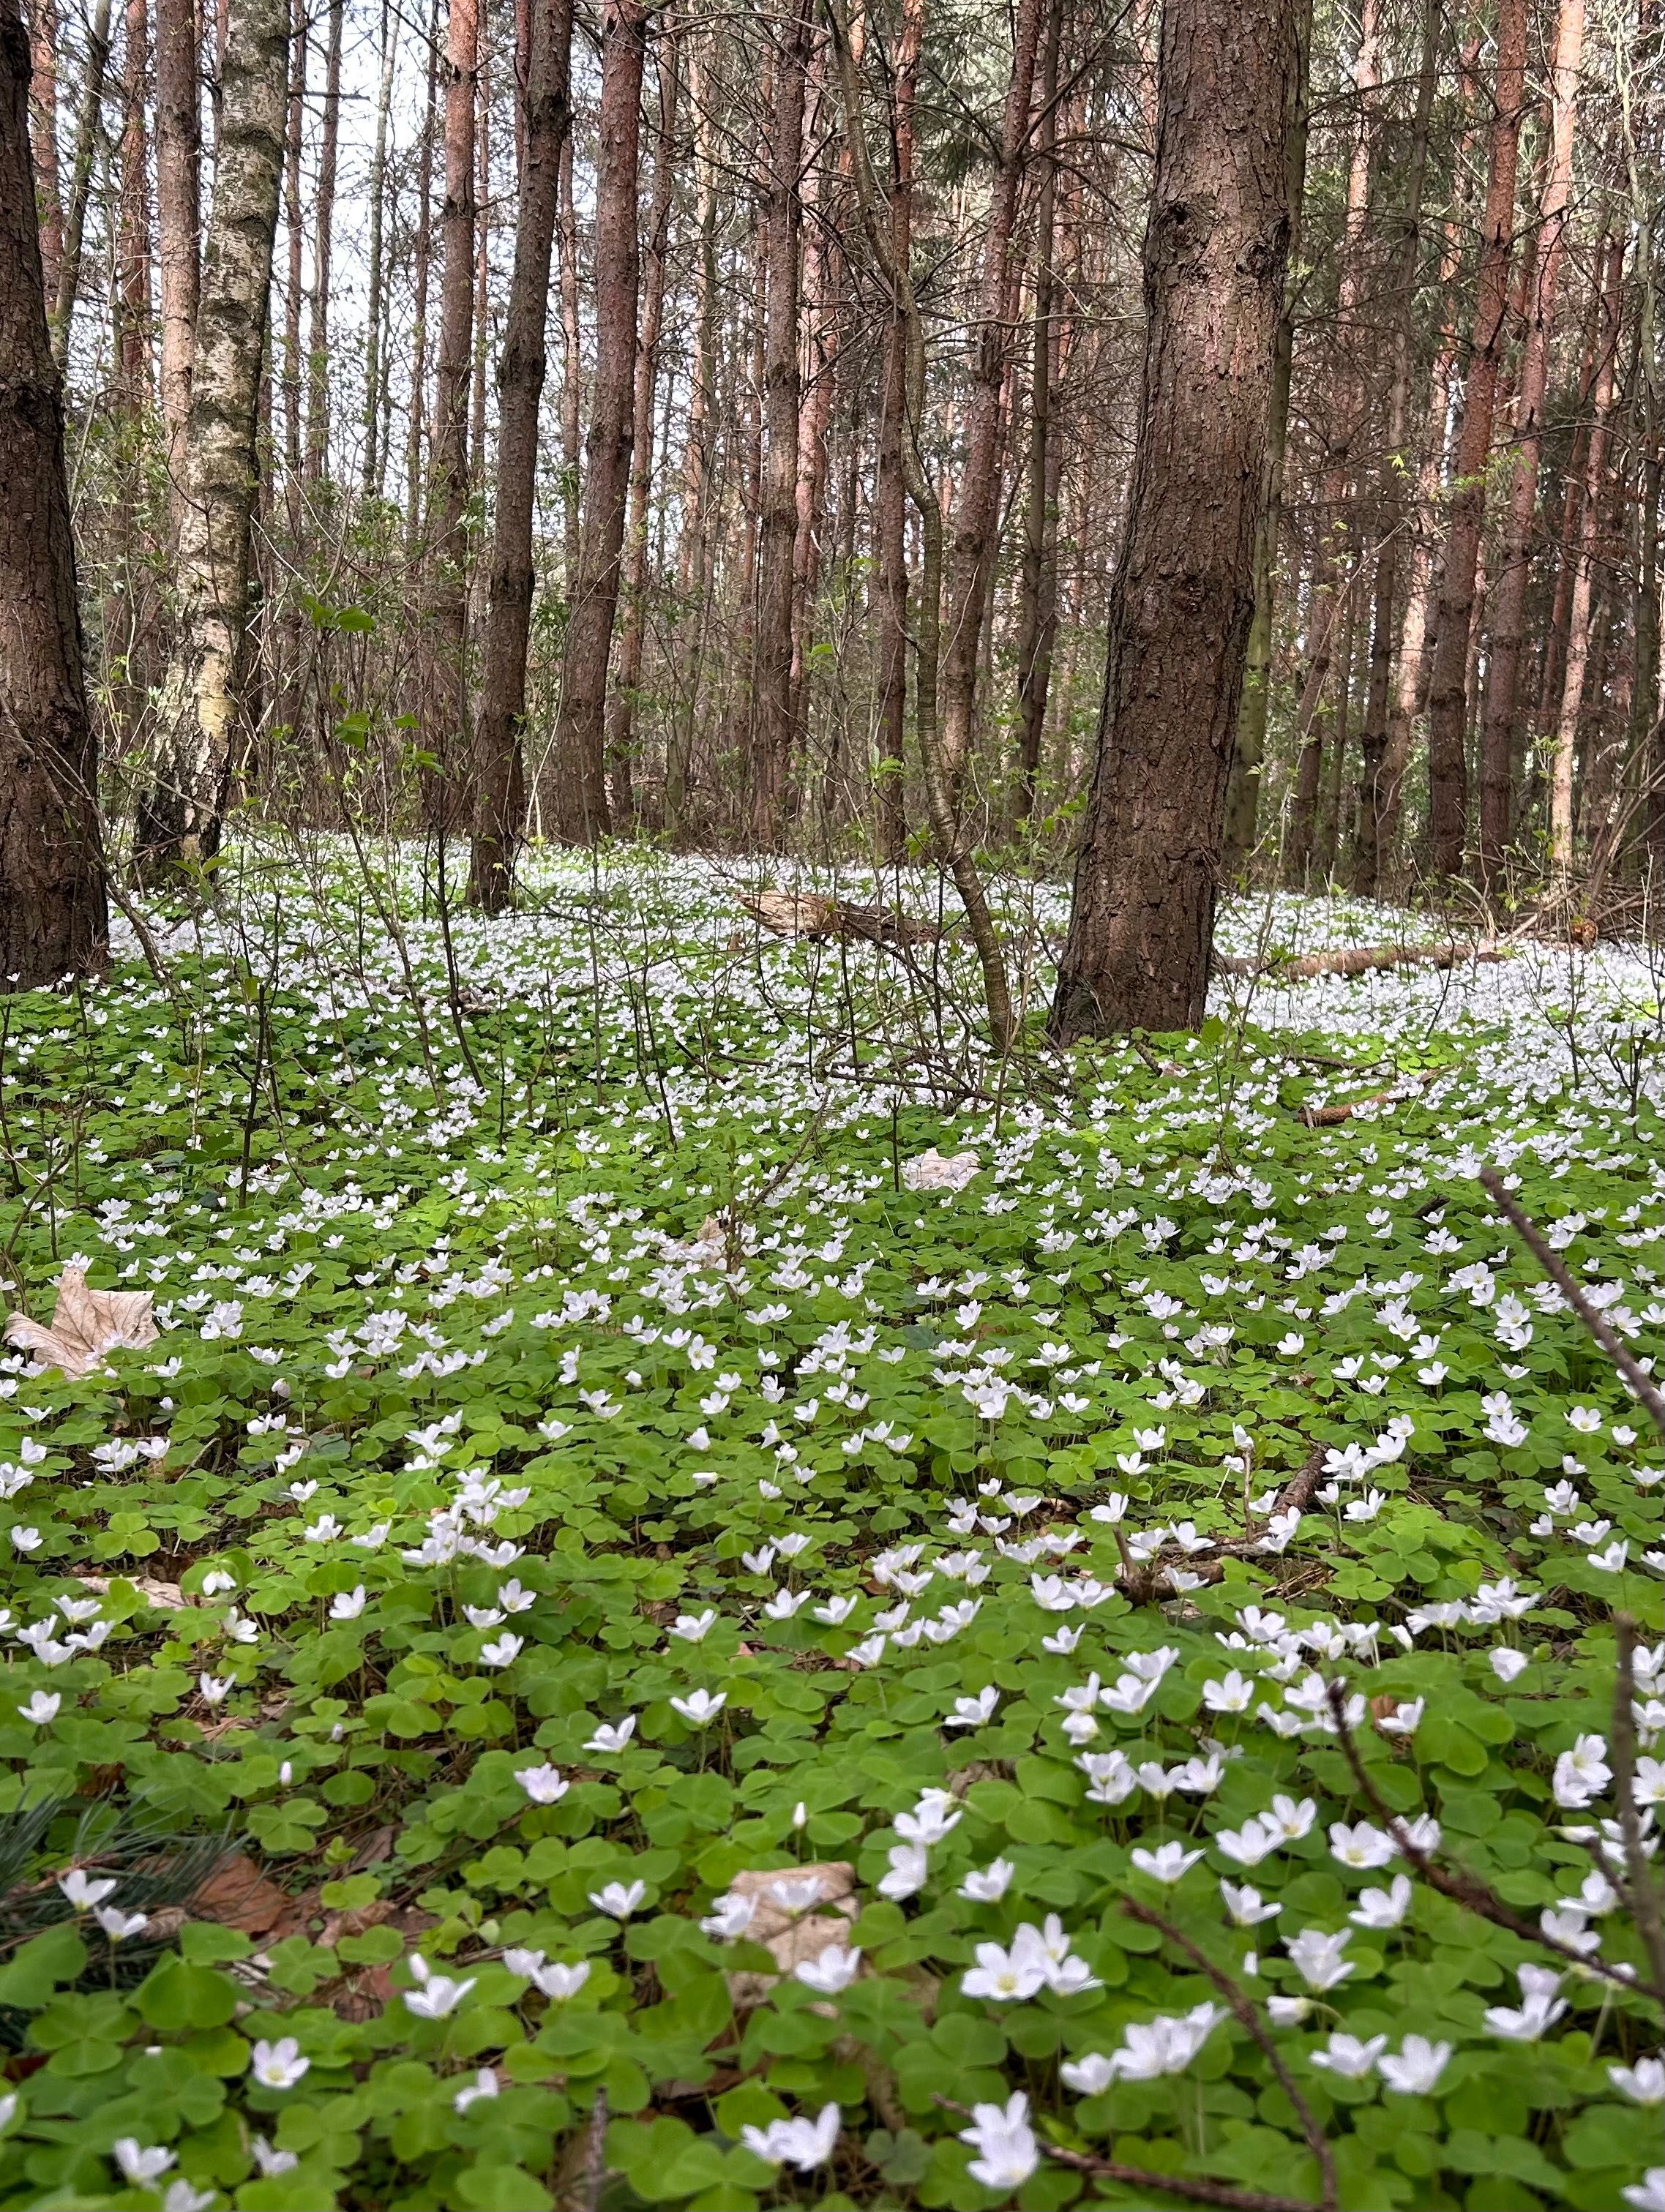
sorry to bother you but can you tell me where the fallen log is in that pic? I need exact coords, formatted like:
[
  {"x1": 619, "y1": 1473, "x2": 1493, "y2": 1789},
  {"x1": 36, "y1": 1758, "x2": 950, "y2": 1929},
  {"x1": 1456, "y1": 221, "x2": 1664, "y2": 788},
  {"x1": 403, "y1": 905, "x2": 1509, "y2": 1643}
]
[
  {"x1": 1215, "y1": 939, "x2": 1505, "y2": 981},
  {"x1": 738, "y1": 890, "x2": 940, "y2": 950}
]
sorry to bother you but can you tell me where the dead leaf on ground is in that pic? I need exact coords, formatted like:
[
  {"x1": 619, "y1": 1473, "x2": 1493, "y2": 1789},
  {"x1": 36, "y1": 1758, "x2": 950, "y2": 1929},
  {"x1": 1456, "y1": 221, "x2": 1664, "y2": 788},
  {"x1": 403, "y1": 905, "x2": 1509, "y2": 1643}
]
[
  {"x1": 74, "y1": 1572, "x2": 191, "y2": 1611},
  {"x1": 189, "y1": 1852, "x2": 297, "y2": 1939},
  {"x1": 724, "y1": 1862, "x2": 858, "y2": 2011},
  {"x1": 4, "y1": 1264, "x2": 158, "y2": 1377}
]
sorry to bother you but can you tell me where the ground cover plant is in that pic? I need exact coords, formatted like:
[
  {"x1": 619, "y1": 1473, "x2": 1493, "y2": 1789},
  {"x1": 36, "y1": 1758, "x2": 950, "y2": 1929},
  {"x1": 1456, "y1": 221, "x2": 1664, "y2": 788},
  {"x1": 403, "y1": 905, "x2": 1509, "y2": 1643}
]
[{"x1": 0, "y1": 848, "x2": 1661, "y2": 2212}]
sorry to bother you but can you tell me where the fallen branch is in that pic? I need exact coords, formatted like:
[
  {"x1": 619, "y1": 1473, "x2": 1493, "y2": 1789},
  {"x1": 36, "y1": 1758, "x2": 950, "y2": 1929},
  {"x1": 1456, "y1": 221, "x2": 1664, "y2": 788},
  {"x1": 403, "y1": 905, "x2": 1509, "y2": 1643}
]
[
  {"x1": 1216, "y1": 940, "x2": 1505, "y2": 981},
  {"x1": 1120, "y1": 1900, "x2": 1336, "y2": 2211},
  {"x1": 932, "y1": 2095, "x2": 1322, "y2": 2212},
  {"x1": 1613, "y1": 1616, "x2": 1665, "y2": 2004},
  {"x1": 1325, "y1": 1680, "x2": 1663, "y2": 2006},
  {"x1": 738, "y1": 890, "x2": 942, "y2": 953},
  {"x1": 1479, "y1": 1166, "x2": 1665, "y2": 1443},
  {"x1": 1119, "y1": 1443, "x2": 1326, "y2": 1604},
  {"x1": 1297, "y1": 1071, "x2": 1436, "y2": 1127}
]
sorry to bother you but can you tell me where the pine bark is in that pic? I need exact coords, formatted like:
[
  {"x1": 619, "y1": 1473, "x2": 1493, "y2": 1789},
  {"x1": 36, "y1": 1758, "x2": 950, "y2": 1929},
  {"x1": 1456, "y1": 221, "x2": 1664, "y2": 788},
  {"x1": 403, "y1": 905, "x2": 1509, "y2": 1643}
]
[
  {"x1": 1051, "y1": 0, "x2": 1298, "y2": 1040},
  {"x1": 0, "y1": 0, "x2": 107, "y2": 982},
  {"x1": 1423, "y1": 0, "x2": 1527, "y2": 880},
  {"x1": 551, "y1": 0, "x2": 646, "y2": 843},
  {"x1": 132, "y1": 0, "x2": 288, "y2": 874},
  {"x1": 749, "y1": 0, "x2": 811, "y2": 837},
  {"x1": 1478, "y1": 0, "x2": 1584, "y2": 880},
  {"x1": 422, "y1": 0, "x2": 479, "y2": 834},
  {"x1": 937, "y1": 0, "x2": 1044, "y2": 790},
  {"x1": 467, "y1": 0, "x2": 572, "y2": 909},
  {"x1": 28, "y1": 0, "x2": 61, "y2": 308},
  {"x1": 873, "y1": 0, "x2": 921, "y2": 861}
]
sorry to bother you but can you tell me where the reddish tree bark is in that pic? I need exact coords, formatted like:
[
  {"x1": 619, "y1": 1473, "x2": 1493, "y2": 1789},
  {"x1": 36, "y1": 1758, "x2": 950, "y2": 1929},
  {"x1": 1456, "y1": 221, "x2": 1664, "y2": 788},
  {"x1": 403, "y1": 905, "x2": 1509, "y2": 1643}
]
[
  {"x1": 1423, "y1": 0, "x2": 1527, "y2": 880},
  {"x1": 550, "y1": 0, "x2": 646, "y2": 842},
  {"x1": 1052, "y1": 0, "x2": 1299, "y2": 1040},
  {"x1": 0, "y1": 0, "x2": 106, "y2": 982},
  {"x1": 873, "y1": 0, "x2": 921, "y2": 861},
  {"x1": 1478, "y1": 0, "x2": 1584, "y2": 879},
  {"x1": 26, "y1": 0, "x2": 61, "y2": 306}
]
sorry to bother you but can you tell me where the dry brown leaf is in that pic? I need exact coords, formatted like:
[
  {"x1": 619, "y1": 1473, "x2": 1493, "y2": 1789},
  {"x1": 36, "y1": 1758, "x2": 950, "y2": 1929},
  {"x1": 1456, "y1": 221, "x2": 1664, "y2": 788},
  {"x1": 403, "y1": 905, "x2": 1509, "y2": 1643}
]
[
  {"x1": 724, "y1": 1862, "x2": 858, "y2": 2010},
  {"x1": 4, "y1": 1265, "x2": 158, "y2": 1378},
  {"x1": 189, "y1": 1852, "x2": 297, "y2": 1939},
  {"x1": 74, "y1": 1572, "x2": 191, "y2": 1611}
]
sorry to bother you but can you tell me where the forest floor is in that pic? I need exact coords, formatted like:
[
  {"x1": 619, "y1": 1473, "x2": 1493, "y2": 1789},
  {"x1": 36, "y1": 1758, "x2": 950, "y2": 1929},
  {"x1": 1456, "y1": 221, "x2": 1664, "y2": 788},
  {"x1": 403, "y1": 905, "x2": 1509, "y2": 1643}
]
[{"x1": 0, "y1": 845, "x2": 1661, "y2": 2212}]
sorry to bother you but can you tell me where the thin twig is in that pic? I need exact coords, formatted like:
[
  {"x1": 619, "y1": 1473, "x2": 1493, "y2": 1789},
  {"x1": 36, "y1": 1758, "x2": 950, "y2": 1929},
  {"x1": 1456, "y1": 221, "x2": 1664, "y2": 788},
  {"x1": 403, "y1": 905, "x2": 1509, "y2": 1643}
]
[
  {"x1": 1120, "y1": 1899, "x2": 1337, "y2": 2212},
  {"x1": 1121, "y1": 1441, "x2": 1327, "y2": 1602},
  {"x1": 932, "y1": 2095, "x2": 1322, "y2": 2212},
  {"x1": 1325, "y1": 1680, "x2": 1663, "y2": 2006},
  {"x1": 1479, "y1": 1166, "x2": 1665, "y2": 1442},
  {"x1": 1613, "y1": 1616, "x2": 1665, "y2": 2003}
]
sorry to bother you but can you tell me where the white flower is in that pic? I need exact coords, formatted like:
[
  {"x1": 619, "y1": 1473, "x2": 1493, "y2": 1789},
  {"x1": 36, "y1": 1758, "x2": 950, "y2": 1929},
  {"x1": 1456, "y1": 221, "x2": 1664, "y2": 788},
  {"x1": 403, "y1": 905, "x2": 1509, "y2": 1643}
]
[
  {"x1": 584, "y1": 1716, "x2": 637, "y2": 1755},
  {"x1": 1060, "y1": 2051, "x2": 1117, "y2": 2095},
  {"x1": 1377, "y1": 1696, "x2": 1425, "y2": 1736},
  {"x1": 251, "y1": 2137, "x2": 298, "y2": 2177},
  {"x1": 1110, "y1": 2003, "x2": 1227, "y2": 2080},
  {"x1": 878, "y1": 1843, "x2": 929, "y2": 1901},
  {"x1": 1623, "y1": 2171, "x2": 1665, "y2": 2212},
  {"x1": 505, "y1": 1949, "x2": 592, "y2": 2001},
  {"x1": 1285, "y1": 1927, "x2": 1353, "y2": 1992},
  {"x1": 962, "y1": 1937, "x2": 1047, "y2": 2003},
  {"x1": 1131, "y1": 1841, "x2": 1204, "y2": 1884},
  {"x1": 329, "y1": 1586, "x2": 367, "y2": 1621},
  {"x1": 514, "y1": 1761, "x2": 569, "y2": 1804},
  {"x1": 1485, "y1": 1963, "x2": 1568, "y2": 2042},
  {"x1": 699, "y1": 1892, "x2": 758, "y2": 1941},
  {"x1": 1221, "y1": 1881, "x2": 1282, "y2": 1927},
  {"x1": 740, "y1": 2103, "x2": 842, "y2": 2172},
  {"x1": 17, "y1": 1691, "x2": 60, "y2": 1725},
  {"x1": 1349, "y1": 1875, "x2": 1413, "y2": 1929},
  {"x1": 403, "y1": 1957, "x2": 476, "y2": 2018},
  {"x1": 667, "y1": 1610, "x2": 716, "y2": 1642},
  {"x1": 96, "y1": 1906, "x2": 149, "y2": 1941},
  {"x1": 588, "y1": 1880, "x2": 647, "y2": 1919},
  {"x1": 945, "y1": 1687, "x2": 999, "y2": 1729},
  {"x1": 1312, "y1": 2031, "x2": 1385, "y2": 2079},
  {"x1": 670, "y1": 1688, "x2": 726, "y2": 1727},
  {"x1": 454, "y1": 2068, "x2": 499, "y2": 2112},
  {"x1": 1554, "y1": 1733, "x2": 1612, "y2": 1808},
  {"x1": 957, "y1": 2091, "x2": 1039, "y2": 2192},
  {"x1": 1203, "y1": 1670, "x2": 1254, "y2": 1712},
  {"x1": 1329, "y1": 1820, "x2": 1397, "y2": 1870},
  {"x1": 250, "y1": 2036, "x2": 310, "y2": 2089},
  {"x1": 1215, "y1": 1816, "x2": 1278, "y2": 1867},
  {"x1": 793, "y1": 1943, "x2": 862, "y2": 1994},
  {"x1": 479, "y1": 1633, "x2": 523, "y2": 1668},
  {"x1": 958, "y1": 1859, "x2": 1014, "y2": 1903},
  {"x1": 1380, "y1": 2033, "x2": 1453, "y2": 2095},
  {"x1": 58, "y1": 1868, "x2": 117, "y2": 1910},
  {"x1": 114, "y1": 2140, "x2": 176, "y2": 2183},
  {"x1": 1489, "y1": 1648, "x2": 1529, "y2": 1683},
  {"x1": 1609, "y1": 2057, "x2": 1665, "y2": 2105},
  {"x1": 163, "y1": 2183, "x2": 216, "y2": 2212},
  {"x1": 198, "y1": 1673, "x2": 235, "y2": 1706}
]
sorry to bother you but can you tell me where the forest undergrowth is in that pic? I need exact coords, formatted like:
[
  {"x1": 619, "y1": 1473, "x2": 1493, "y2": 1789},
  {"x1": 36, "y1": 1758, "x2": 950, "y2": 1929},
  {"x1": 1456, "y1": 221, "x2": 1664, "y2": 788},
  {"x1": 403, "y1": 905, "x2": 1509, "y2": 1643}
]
[{"x1": 0, "y1": 844, "x2": 1661, "y2": 2212}]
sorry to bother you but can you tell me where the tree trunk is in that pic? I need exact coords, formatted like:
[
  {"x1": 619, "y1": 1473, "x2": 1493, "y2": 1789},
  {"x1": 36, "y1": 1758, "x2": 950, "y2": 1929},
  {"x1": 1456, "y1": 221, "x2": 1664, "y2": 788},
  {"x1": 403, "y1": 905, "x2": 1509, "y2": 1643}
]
[
  {"x1": 467, "y1": 0, "x2": 572, "y2": 910},
  {"x1": 279, "y1": 0, "x2": 304, "y2": 483},
  {"x1": 28, "y1": 0, "x2": 61, "y2": 311},
  {"x1": 1013, "y1": 0, "x2": 1062, "y2": 825},
  {"x1": 872, "y1": 0, "x2": 921, "y2": 861},
  {"x1": 0, "y1": 0, "x2": 107, "y2": 982},
  {"x1": 421, "y1": 0, "x2": 478, "y2": 834},
  {"x1": 361, "y1": 0, "x2": 395, "y2": 495},
  {"x1": 405, "y1": 0, "x2": 438, "y2": 555},
  {"x1": 133, "y1": 0, "x2": 288, "y2": 874},
  {"x1": 667, "y1": 23, "x2": 717, "y2": 826},
  {"x1": 1478, "y1": 0, "x2": 1583, "y2": 882},
  {"x1": 749, "y1": 0, "x2": 810, "y2": 838},
  {"x1": 1550, "y1": 230, "x2": 1623, "y2": 885},
  {"x1": 605, "y1": 22, "x2": 677, "y2": 824},
  {"x1": 303, "y1": 0, "x2": 341, "y2": 483},
  {"x1": 1052, "y1": 0, "x2": 1298, "y2": 1041},
  {"x1": 154, "y1": 0, "x2": 199, "y2": 519},
  {"x1": 1354, "y1": 0, "x2": 1438, "y2": 896},
  {"x1": 116, "y1": 0, "x2": 149, "y2": 394},
  {"x1": 1423, "y1": 0, "x2": 1527, "y2": 881},
  {"x1": 551, "y1": 0, "x2": 645, "y2": 843},
  {"x1": 937, "y1": 0, "x2": 1044, "y2": 790},
  {"x1": 50, "y1": 0, "x2": 111, "y2": 367},
  {"x1": 1221, "y1": 0, "x2": 1311, "y2": 871},
  {"x1": 555, "y1": 121, "x2": 580, "y2": 588}
]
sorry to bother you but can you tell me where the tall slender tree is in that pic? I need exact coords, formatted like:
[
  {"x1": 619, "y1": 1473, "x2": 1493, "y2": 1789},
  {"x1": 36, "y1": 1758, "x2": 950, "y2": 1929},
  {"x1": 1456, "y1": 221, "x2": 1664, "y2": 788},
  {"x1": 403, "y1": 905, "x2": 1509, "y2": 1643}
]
[
  {"x1": 134, "y1": 0, "x2": 288, "y2": 874},
  {"x1": 154, "y1": 0, "x2": 199, "y2": 516},
  {"x1": 1052, "y1": 0, "x2": 1299, "y2": 1039},
  {"x1": 1, "y1": 0, "x2": 106, "y2": 981},
  {"x1": 468, "y1": 0, "x2": 572, "y2": 909},
  {"x1": 551, "y1": 0, "x2": 646, "y2": 842}
]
